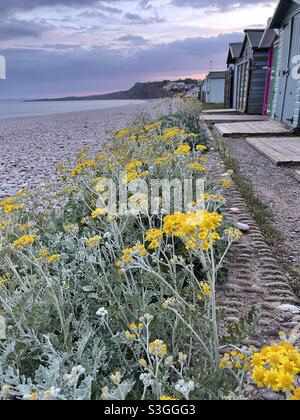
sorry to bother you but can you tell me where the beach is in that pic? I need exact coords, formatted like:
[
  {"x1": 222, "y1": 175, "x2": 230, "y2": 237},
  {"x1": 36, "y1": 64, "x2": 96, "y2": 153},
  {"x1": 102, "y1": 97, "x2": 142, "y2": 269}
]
[{"x1": 0, "y1": 100, "x2": 164, "y2": 197}]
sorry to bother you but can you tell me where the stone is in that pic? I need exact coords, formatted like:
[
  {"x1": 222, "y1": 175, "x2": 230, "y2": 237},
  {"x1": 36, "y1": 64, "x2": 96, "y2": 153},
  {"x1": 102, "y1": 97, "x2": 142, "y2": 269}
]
[
  {"x1": 277, "y1": 304, "x2": 300, "y2": 314},
  {"x1": 235, "y1": 222, "x2": 250, "y2": 232}
]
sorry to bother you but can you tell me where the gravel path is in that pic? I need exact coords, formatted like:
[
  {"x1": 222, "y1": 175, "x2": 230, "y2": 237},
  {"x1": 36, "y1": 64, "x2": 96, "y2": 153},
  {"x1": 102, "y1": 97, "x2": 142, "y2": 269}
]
[
  {"x1": 0, "y1": 100, "x2": 164, "y2": 197},
  {"x1": 224, "y1": 137, "x2": 300, "y2": 267}
]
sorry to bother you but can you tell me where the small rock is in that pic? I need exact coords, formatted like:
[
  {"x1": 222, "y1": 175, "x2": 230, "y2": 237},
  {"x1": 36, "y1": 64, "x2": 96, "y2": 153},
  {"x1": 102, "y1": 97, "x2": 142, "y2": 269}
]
[
  {"x1": 278, "y1": 304, "x2": 300, "y2": 314},
  {"x1": 262, "y1": 391, "x2": 281, "y2": 401},
  {"x1": 235, "y1": 222, "x2": 250, "y2": 232}
]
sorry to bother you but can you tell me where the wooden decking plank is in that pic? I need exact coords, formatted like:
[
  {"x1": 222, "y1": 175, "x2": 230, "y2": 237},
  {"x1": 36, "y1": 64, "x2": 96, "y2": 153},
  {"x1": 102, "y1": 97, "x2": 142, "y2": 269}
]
[
  {"x1": 257, "y1": 138, "x2": 300, "y2": 162},
  {"x1": 256, "y1": 138, "x2": 299, "y2": 161},
  {"x1": 215, "y1": 120, "x2": 290, "y2": 137},
  {"x1": 202, "y1": 109, "x2": 237, "y2": 115},
  {"x1": 247, "y1": 138, "x2": 291, "y2": 165},
  {"x1": 203, "y1": 114, "x2": 266, "y2": 124}
]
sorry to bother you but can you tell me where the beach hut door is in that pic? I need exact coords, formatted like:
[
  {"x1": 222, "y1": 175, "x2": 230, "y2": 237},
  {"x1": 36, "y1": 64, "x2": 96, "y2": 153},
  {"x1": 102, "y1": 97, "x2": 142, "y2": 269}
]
[{"x1": 276, "y1": 15, "x2": 300, "y2": 125}]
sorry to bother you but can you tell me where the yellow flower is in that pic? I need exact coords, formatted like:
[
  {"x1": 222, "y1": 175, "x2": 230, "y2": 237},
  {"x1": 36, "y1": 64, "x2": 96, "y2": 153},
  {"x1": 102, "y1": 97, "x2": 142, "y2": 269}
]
[
  {"x1": 3, "y1": 204, "x2": 24, "y2": 213},
  {"x1": 125, "y1": 160, "x2": 143, "y2": 172},
  {"x1": 125, "y1": 331, "x2": 137, "y2": 341},
  {"x1": 149, "y1": 340, "x2": 167, "y2": 358},
  {"x1": 252, "y1": 353, "x2": 265, "y2": 367},
  {"x1": 160, "y1": 396, "x2": 178, "y2": 400},
  {"x1": 39, "y1": 249, "x2": 49, "y2": 258},
  {"x1": 100, "y1": 386, "x2": 109, "y2": 400},
  {"x1": 91, "y1": 208, "x2": 107, "y2": 218},
  {"x1": 224, "y1": 228, "x2": 243, "y2": 241},
  {"x1": 85, "y1": 236, "x2": 102, "y2": 248},
  {"x1": 110, "y1": 371, "x2": 121, "y2": 385},
  {"x1": 47, "y1": 254, "x2": 61, "y2": 264},
  {"x1": 267, "y1": 352, "x2": 281, "y2": 367},
  {"x1": 144, "y1": 121, "x2": 162, "y2": 132},
  {"x1": 219, "y1": 178, "x2": 233, "y2": 189},
  {"x1": 200, "y1": 282, "x2": 212, "y2": 298},
  {"x1": 252, "y1": 366, "x2": 266, "y2": 388},
  {"x1": 187, "y1": 162, "x2": 207, "y2": 172},
  {"x1": 264, "y1": 369, "x2": 279, "y2": 391},
  {"x1": 175, "y1": 144, "x2": 191, "y2": 156},
  {"x1": 196, "y1": 145, "x2": 207, "y2": 152},
  {"x1": 277, "y1": 370, "x2": 295, "y2": 392},
  {"x1": 114, "y1": 128, "x2": 130, "y2": 139},
  {"x1": 14, "y1": 234, "x2": 37, "y2": 249},
  {"x1": 139, "y1": 358, "x2": 148, "y2": 368},
  {"x1": 71, "y1": 160, "x2": 97, "y2": 177},
  {"x1": 290, "y1": 388, "x2": 300, "y2": 401}
]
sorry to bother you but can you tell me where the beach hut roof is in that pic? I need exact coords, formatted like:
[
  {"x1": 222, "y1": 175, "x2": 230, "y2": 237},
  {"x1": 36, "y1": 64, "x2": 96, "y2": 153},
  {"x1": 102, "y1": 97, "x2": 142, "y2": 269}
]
[
  {"x1": 259, "y1": 18, "x2": 279, "y2": 48},
  {"x1": 227, "y1": 42, "x2": 243, "y2": 64},
  {"x1": 206, "y1": 71, "x2": 227, "y2": 80},
  {"x1": 269, "y1": 0, "x2": 297, "y2": 28},
  {"x1": 239, "y1": 29, "x2": 265, "y2": 56}
]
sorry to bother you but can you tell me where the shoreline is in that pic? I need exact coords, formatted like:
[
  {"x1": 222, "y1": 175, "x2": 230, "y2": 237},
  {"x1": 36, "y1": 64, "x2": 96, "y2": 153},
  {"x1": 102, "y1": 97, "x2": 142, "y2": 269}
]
[
  {"x1": 0, "y1": 99, "x2": 153, "y2": 122},
  {"x1": 0, "y1": 100, "x2": 166, "y2": 197}
]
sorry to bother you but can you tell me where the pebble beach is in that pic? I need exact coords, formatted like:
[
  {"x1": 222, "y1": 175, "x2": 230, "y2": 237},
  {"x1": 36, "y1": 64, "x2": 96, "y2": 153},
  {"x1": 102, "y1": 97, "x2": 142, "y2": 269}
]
[{"x1": 0, "y1": 101, "x2": 163, "y2": 197}]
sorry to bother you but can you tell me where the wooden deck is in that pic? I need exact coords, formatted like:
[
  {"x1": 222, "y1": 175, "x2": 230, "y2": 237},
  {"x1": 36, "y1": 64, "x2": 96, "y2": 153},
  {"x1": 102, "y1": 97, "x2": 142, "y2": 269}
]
[
  {"x1": 295, "y1": 171, "x2": 300, "y2": 182},
  {"x1": 203, "y1": 114, "x2": 267, "y2": 124},
  {"x1": 247, "y1": 137, "x2": 300, "y2": 165},
  {"x1": 215, "y1": 120, "x2": 291, "y2": 137},
  {"x1": 202, "y1": 109, "x2": 238, "y2": 115}
]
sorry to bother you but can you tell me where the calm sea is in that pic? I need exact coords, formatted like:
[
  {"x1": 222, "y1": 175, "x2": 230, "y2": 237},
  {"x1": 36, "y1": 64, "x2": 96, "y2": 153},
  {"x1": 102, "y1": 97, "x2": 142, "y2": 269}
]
[{"x1": 0, "y1": 99, "x2": 147, "y2": 119}]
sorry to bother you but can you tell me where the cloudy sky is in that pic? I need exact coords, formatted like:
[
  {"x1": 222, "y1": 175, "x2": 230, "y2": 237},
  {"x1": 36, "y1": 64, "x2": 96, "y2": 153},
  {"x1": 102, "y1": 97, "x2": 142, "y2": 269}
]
[{"x1": 0, "y1": 0, "x2": 277, "y2": 99}]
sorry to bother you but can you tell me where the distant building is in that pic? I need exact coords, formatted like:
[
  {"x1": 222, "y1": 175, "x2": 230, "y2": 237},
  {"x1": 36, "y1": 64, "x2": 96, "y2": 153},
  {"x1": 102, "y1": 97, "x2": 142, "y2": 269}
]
[
  {"x1": 200, "y1": 71, "x2": 226, "y2": 104},
  {"x1": 225, "y1": 42, "x2": 243, "y2": 109}
]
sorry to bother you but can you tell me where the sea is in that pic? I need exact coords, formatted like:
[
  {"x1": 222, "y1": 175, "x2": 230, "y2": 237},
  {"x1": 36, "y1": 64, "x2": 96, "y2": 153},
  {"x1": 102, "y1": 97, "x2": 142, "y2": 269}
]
[{"x1": 0, "y1": 99, "x2": 147, "y2": 119}]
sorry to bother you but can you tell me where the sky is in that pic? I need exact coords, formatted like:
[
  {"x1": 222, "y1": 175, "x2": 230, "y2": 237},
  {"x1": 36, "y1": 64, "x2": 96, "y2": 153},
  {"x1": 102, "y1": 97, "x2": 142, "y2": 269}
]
[{"x1": 0, "y1": 0, "x2": 278, "y2": 99}]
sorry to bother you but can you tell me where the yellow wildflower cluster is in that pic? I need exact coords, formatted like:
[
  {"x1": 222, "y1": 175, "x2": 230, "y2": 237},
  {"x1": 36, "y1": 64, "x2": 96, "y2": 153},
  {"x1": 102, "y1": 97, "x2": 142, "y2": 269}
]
[
  {"x1": 199, "y1": 282, "x2": 212, "y2": 299},
  {"x1": 125, "y1": 160, "x2": 143, "y2": 172},
  {"x1": 196, "y1": 145, "x2": 208, "y2": 152},
  {"x1": 114, "y1": 128, "x2": 131, "y2": 140},
  {"x1": 116, "y1": 244, "x2": 148, "y2": 268},
  {"x1": 91, "y1": 208, "x2": 107, "y2": 219},
  {"x1": 162, "y1": 211, "x2": 223, "y2": 251},
  {"x1": 0, "y1": 273, "x2": 11, "y2": 286},
  {"x1": 252, "y1": 340, "x2": 300, "y2": 397},
  {"x1": 149, "y1": 340, "x2": 167, "y2": 358},
  {"x1": 2, "y1": 204, "x2": 24, "y2": 214},
  {"x1": 71, "y1": 160, "x2": 97, "y2": 177},
  {"x1": 162, "y1": 127, "x2": 187, "y2": 141},
  {"x1": 18, "y1": 223, "x2": 34, "y2": 233},
  {"x1": 175, "y1": 144, "x2": 191, "y2": 156},
  {"x1": 46, "y1": 254, "x2": 61, "y2": 264},
  {"x1": 143, "y1": 121, "x2": 163, "y2": 132},
  {"x1": 13, "y1": 234, "x2": 37, "y2": 249},
  {"x1": 220, "y1": 351, "x2": 251, "y2": 372},
  {"x1": 145, "y1": 229, "x2": 163, "y2": 249},
  {"x1": 202, "y1": 194, "x2": 226, "y2": 202},
  {"x1": 224, "y1": 228, "x2": 243, "y2": 241},
  {"x1": 85, "y1": 236, "x2": 102, "y2": 248},
  {"x1": 187, "y1": 162, "x2": 207, "y2": 172},
  {"x1": 219, "y1": 178, "x2": 233, "y2": 189}
]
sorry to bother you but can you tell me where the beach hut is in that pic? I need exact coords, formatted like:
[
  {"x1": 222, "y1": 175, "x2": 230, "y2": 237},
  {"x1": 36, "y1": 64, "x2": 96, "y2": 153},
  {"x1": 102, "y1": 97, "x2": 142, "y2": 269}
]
[
  {"x1": 268, "y1": 0, "x2": 300, "y2": 128},
  {"x1": 200, "y1": 71, "x2": 226, "y2": 104},
  {"x1": 236, "y1": 29, "x2": 269, "y2": 114},
  {"x1": 259, "y1": 20, "x2": 279, "y2": 116},
  {"x1": 225, "y1": 42, "x2": 243, "y2": 109}
]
